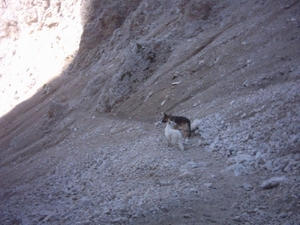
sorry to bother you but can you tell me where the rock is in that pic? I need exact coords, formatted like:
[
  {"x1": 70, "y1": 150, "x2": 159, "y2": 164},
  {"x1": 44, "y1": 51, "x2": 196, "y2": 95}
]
[
  {"x1": 179, "y1": 169, "x2": 194, "y2": 178},
  {"x1": 193, "y1": 102, "x2": 199, "y2": 107},
  {"x1": 242, "y1": 183, "x2": 253, "y2": 191},
  {"x1": 234, "y1": 154, "x2": 254, "y2": 164},
  {"x1": 278, "y1": 212, "x2": 288, "y2": 219},
  {"x1": 255, "y1": 153, "x2": 266, "y2": 165},
  {"x1": 75, "y1": 221, "x2": 91, "y2": 225},
  {"x1": 260, "y1": 177, "x2": 287, "y2": 189},
  {"x1": 80, "y1": 197, "x2": 92, "y2": 206},
  {"x1": 274, "y1": 158, "x2": 289, "y2": 172},
  {"x1": 260, "y1": 160, "x2": 274, "y2": 171},
  {"x1": 43, "y1": 212, "x2": 59, "y2": 222},
  {"x1": 184, "y1": 161, "x2": 200, "y2": 168},
  {"x1": 222, "y1": 163, "x2": 248, "y2": 176},
  {"x1": 204, "y1": 183, "x2": 213, "y2": 188},
  {"x1": 233, "y1": 216, "x2": 242, "y2": 222},
  {"x1": 226, "y1": 157, "x2": 236, "y2": 166},
  {"x1": 183, "y1": 214, "x2": 192, "y2": 218},
  {"x1": 257, "y1": 143, "x2": 271, "y2": 153},
  {"x1": 191, "y1": 119, "x2": 202, "y2": 131},
  {"x1": 294, "y1": 153, "x2": 300, "y2": 161}
]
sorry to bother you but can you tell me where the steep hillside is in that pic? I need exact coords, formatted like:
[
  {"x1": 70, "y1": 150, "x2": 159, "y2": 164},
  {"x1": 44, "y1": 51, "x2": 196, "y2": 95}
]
[{"x1": 0, "y1": 0, "x2": 300, "y2": 224}]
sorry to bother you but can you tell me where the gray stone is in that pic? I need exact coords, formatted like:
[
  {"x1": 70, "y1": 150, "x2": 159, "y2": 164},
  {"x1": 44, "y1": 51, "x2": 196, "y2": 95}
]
[
  {"x1": 260, "y1": 177, "x2": 287, "y2": 189},
  {"x1": 278, "y1": 212, "x2": 288, "y2": 219},
  {"x1": 223, "y1": 163, "x2": 248, "y2": 176},
  {"x1": 242, "y1": 183, "x2": 253, "y2": 191},
  {"x1": 43, "y1": 213, "x2": 59, "y2": 222},
  {"x1": 80, "y1": 197, "x2": 92, "y2": 206}
]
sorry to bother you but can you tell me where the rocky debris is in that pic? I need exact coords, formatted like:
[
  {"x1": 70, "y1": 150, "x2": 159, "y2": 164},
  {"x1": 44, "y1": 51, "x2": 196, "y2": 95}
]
[
  {"x1": 0, "y1": 0, "x2": 300, "y2": 225},
  {"x1": 1, "y1": 116, "x2": 299, "y2": 224},
  {"x1": 190, "y1": 80, "x2": 300, "y2": 179},
  {"x1": 260, "y1": 176, "x2": 287, "y2": 190}
]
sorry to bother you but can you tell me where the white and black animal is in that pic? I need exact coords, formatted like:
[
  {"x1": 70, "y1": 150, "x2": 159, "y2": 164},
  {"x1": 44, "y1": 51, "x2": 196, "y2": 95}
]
[
  {"x1": 164, "y1": 119, "x2": 184, "y2": 151},
  {"x1": 162, "y1": 112, "x2": 191, "y2": 138}
]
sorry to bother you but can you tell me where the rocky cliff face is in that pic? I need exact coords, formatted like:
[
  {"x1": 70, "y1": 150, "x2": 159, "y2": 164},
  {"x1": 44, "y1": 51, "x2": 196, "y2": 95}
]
[
  {"x1": 0, "y1": 0, "x2": 300, "y2": 224},
  {"x1": 0, "y1": 0, "x2": 82, "y2": 115}
]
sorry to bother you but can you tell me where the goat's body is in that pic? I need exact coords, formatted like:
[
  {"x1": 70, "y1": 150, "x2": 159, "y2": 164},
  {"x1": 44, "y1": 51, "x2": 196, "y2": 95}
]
[{"x1": 165, "y1": 121, "x2": 184, "y2": 151}]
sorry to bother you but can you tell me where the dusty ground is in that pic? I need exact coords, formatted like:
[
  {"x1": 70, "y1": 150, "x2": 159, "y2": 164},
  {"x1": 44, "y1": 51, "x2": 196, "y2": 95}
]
[
  {"x1": 0, "y1": 0, "x2": 300, "y2": 224},
  {"x1": 1, "y1": 111, "x2": 300, "y2": 224}
]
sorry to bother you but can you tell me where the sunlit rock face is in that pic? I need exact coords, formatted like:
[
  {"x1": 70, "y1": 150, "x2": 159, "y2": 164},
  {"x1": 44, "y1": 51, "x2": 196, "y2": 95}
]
[{"x1": 0, "y1": 0, "x2": 83, "y2": 117}]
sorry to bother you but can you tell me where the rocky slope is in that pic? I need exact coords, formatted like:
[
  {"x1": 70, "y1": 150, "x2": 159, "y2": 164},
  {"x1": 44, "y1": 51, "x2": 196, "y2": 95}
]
[{"x1": 0, "y1": 0, "x2": 300, "y2": 224}]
